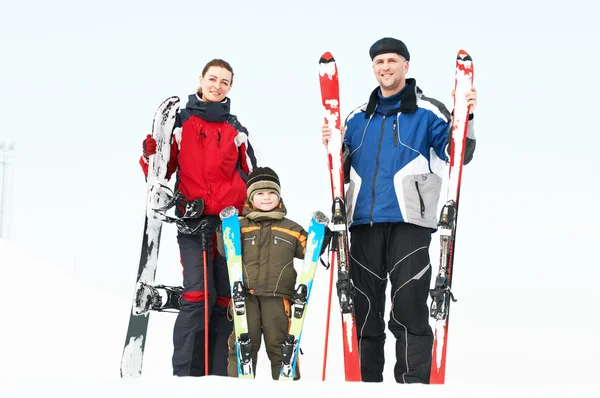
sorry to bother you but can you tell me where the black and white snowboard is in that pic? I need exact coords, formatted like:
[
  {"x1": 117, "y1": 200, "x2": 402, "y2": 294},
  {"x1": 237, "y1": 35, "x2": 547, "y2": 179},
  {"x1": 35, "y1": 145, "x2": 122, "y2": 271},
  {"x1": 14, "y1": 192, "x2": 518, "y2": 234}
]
[{"x1": 120, "y1": 96, "x2": 180, "y2": 378}]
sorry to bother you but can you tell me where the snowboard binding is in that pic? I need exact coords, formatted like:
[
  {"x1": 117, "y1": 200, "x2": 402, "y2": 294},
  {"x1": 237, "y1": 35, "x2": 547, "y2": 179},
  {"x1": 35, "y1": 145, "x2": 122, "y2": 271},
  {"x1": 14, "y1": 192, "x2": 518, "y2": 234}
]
[
  {"x1": 133, "y1": 282, "x2": 183, "y2": 315},
  {"x1": 153, "y1": 185, "x2": 207, "y2": 235}
]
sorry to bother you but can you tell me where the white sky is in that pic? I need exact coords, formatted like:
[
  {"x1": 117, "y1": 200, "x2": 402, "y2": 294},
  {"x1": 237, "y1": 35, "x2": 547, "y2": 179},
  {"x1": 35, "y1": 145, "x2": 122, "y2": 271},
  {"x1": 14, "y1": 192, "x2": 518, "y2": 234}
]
[{"x1": 2, "y1": 0, "x2": 600, "y2": 395}]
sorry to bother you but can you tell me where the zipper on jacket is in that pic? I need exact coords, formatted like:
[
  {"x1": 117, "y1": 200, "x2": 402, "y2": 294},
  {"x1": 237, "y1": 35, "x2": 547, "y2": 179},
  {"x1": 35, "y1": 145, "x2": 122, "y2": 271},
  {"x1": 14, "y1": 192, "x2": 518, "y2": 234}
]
[
  {"x1": 414, "y1": 181, "x2": 425, "y2": 218},
  {"x1": 217, "y1": 129, "x2": 221, "y2": 148},
  {"x1": 198, "y1": 127, "x2": 206, "y2": 148},
  {"x1": 393, "y1": 118, "x2": 398, "y2": 147},
  {"x1": 243, "y1": 236, "x2": 256, "y2": 245},
  {"x1": 274, "y1": 236, "x2": 294, "y2": 246},
  {"x1": 370, "y1": 115, "x2": 386, "y2": 226}
]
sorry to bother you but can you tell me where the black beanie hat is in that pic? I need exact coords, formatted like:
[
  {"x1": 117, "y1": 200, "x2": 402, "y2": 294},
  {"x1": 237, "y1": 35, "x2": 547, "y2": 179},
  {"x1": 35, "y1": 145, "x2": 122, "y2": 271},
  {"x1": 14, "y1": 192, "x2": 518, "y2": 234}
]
[
  {"x1": 369, "y1": 37, "x2": 410, "y2": 61},
  {"x1": 246, "y1": 167, "x2": 281, "y2": 202}
]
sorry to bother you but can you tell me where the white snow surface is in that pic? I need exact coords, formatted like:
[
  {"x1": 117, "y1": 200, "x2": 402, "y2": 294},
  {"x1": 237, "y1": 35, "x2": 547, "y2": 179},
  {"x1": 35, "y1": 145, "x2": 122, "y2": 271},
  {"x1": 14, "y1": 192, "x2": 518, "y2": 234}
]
[{"x1": 2, "y1": 238, "x2": 599, "y2": 397}]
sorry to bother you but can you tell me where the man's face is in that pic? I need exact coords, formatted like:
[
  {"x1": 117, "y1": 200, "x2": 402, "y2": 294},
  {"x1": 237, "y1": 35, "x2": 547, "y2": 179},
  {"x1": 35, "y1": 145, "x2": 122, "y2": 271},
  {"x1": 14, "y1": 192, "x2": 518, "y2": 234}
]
[{"x1": 372, "y1": 53, "x2": 408, "y2": 93}]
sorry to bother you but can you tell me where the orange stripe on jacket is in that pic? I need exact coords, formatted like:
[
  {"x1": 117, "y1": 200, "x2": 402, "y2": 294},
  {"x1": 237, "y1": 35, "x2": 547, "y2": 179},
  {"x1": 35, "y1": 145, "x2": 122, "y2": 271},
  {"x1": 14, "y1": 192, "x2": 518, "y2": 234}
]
[
  {"x1": 272, "y1": 227, "x2": 307, "y2": 248},
  {"x1": 241, "y1": 226, "x2": 260, "y2": 234}
]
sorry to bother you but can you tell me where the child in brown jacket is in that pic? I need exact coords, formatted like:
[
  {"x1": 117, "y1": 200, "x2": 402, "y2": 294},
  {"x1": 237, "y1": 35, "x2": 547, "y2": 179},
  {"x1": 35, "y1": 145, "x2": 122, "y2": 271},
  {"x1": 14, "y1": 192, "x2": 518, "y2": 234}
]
[{"x1": 217, "y1": 166, "x2": 328, "y2": 380}]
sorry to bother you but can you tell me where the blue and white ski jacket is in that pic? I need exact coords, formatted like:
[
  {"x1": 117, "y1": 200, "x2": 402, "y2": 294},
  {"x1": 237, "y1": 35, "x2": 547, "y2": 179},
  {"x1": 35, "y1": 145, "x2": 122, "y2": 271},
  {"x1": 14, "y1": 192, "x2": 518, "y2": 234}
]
[{"x1": 343, "y1": 78, "x2": 475, "y2": 229}]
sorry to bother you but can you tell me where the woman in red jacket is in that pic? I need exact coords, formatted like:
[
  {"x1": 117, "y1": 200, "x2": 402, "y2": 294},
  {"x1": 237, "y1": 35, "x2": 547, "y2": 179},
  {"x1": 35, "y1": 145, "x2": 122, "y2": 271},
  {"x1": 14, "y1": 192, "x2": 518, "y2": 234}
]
[{"x1": 140, "y1": 59, "x2": 258, "y2": 377}]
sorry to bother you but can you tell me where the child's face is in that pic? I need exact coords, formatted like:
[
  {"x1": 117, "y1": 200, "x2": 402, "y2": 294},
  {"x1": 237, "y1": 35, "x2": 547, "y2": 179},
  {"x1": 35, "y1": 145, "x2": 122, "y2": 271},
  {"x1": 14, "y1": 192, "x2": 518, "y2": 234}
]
[{"x1": 252, "y1": 190, "x2": 279, "y2": 211}]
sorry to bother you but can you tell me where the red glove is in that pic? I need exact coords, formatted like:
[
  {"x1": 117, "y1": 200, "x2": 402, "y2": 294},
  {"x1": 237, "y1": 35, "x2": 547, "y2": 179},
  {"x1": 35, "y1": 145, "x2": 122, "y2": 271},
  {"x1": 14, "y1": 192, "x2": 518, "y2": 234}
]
[{"x1": 143, "y1": 134, "x2": 156, "y2": 158}]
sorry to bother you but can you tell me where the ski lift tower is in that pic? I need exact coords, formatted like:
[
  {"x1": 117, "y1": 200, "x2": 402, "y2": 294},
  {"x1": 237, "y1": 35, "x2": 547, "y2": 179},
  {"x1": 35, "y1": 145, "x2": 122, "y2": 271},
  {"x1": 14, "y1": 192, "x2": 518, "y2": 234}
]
[{"x1": 0, "y1": 140, "x2": 16, "y2": 238}]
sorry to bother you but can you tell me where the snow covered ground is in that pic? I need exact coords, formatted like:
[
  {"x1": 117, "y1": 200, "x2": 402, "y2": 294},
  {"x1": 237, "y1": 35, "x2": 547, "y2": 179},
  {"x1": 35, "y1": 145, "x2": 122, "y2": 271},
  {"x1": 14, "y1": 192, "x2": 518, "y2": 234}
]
[{"x1": 2, "y1": 230, "x2": 599, "y2": 397}]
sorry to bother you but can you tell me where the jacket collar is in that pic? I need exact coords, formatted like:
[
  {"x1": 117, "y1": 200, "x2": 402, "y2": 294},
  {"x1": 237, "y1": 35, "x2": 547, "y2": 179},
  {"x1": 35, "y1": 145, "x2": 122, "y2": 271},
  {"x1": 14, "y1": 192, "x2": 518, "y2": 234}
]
[
  {"x1": 185, "y1": 93, "x2": 231, "y2": 123},
  {"x1": 365, "y1": 78, "x2": 421, "y2": 117}
]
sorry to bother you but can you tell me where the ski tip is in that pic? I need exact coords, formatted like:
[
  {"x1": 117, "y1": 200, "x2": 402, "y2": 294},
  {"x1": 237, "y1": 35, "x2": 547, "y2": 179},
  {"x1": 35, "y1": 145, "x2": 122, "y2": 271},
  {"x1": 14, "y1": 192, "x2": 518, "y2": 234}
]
[
  {"x1": 219, "y1": 206, "x2": 239, "y2": 220},
  {"x1": 313, "y1": 210, "x2": 330, "y2": 225},
  {"x1": 457, "y1": 49, "x2": 472, "y2": 62},
  {"x1": 320, "y1": 52, "x2": 335, "y2": 63}
]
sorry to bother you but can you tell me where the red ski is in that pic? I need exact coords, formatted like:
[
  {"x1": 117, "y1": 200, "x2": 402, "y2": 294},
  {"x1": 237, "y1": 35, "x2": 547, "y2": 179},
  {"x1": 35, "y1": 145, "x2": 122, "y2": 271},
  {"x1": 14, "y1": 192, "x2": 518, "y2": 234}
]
[
  {"x1": 318, "y1": 52, "x2": 361, "y2": 382},
  {"x1": 429, "y1": 49, "x2": 474, "y2": 384}
]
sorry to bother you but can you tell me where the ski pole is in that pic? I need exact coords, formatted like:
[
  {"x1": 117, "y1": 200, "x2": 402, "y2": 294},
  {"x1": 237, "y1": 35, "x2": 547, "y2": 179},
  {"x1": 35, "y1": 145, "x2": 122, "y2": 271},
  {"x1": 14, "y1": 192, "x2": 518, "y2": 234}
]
[{"x1": 199, "y1": 219, "x2": 210, "y2": 376}]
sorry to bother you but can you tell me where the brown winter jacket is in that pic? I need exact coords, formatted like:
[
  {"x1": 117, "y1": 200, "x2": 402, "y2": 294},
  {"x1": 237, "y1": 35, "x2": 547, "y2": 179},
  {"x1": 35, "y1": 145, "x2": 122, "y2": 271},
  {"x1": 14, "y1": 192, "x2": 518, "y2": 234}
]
[{"x1": 217, "y1": 199, "x2": 307, "y2": 300}]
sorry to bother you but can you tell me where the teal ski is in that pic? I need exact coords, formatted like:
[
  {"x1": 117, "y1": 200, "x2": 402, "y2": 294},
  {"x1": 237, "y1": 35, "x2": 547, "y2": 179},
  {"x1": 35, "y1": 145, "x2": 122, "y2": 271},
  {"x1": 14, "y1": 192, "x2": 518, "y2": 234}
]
[
  {"x1": 280, "y1": 211, "x2": 329, "y2": 380},
  {"x1": 220, "y1": 206, "x2": 253, "y2": 379}
]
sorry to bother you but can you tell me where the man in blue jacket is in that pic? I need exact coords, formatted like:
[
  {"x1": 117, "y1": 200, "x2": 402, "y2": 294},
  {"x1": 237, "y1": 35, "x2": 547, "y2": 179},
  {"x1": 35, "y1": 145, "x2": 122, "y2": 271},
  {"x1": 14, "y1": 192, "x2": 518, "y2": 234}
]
[{"x1": 321, "y1": 37, "x2": 477, "y2": 383}]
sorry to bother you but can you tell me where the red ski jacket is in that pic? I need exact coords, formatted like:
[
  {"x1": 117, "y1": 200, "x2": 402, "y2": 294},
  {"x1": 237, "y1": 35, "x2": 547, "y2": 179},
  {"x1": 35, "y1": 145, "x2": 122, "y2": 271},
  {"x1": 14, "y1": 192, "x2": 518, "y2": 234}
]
[{"x1": 140, "y1": 93, "x2": 257, "y2": 215}]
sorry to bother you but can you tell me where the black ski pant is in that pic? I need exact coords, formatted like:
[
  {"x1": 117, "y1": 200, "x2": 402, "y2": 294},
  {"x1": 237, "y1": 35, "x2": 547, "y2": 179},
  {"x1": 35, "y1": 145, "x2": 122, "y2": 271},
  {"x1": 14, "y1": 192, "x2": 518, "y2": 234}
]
[
  {"x1": 350, "y1": 222, "x2": 433, "y2": 383},
  {"x1": 172, "y1": 215, "x2": 233, "y2": 377}
]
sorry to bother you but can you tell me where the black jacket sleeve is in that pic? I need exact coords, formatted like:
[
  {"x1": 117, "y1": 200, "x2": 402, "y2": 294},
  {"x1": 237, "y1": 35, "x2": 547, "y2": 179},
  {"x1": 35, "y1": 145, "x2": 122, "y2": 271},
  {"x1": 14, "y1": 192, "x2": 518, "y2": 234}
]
[{"x1": 342, "y1": 144, "x2": 351, "y2": 184}]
